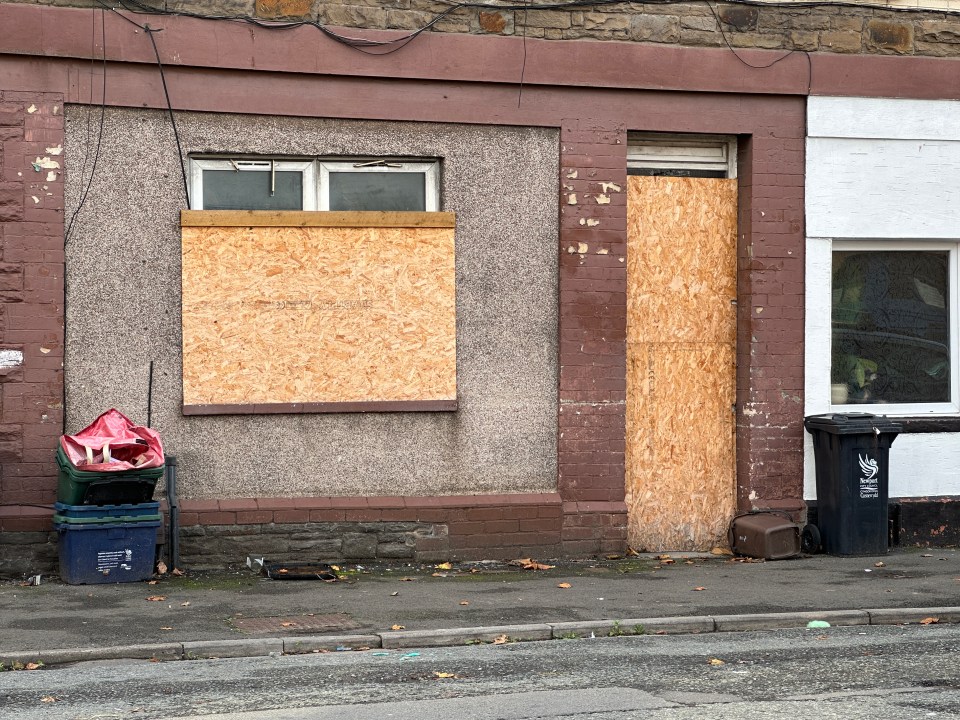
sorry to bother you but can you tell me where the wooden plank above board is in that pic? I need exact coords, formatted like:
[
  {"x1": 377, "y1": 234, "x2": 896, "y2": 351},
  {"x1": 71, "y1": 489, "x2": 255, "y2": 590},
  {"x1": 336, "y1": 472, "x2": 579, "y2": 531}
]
[{"x1": 181, "y1": 210, "x2": 456, "y2": 228}]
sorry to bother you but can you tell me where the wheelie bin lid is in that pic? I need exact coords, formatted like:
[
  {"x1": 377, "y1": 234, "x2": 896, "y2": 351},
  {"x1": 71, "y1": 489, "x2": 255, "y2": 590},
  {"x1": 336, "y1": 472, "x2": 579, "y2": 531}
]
[{"x1": 803, "y1": 413, "x2": 902, "y2": 435}]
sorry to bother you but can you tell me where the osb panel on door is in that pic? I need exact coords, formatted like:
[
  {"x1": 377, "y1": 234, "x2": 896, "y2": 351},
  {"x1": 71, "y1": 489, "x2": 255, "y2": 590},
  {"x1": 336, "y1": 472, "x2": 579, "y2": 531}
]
[
  {"x1": 626, "y1": 176, "x2": 737, "y2": 551},
  {"x1": 180, "y1": 211, "x2": 456, "y2": 409}
]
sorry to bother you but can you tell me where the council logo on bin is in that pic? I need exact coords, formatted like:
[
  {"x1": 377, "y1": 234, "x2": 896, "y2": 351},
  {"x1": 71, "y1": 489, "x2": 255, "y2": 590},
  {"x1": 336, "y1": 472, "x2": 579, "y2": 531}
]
[{"x1": 859, "y1": 453, "x2": 879, "y2": 499}]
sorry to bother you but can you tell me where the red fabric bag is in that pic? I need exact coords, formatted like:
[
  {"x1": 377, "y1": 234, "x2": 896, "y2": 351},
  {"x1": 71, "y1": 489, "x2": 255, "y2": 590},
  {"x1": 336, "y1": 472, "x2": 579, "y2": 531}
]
[{"x1": 60, "y1": 409, "x2": 164, "y2": 471}]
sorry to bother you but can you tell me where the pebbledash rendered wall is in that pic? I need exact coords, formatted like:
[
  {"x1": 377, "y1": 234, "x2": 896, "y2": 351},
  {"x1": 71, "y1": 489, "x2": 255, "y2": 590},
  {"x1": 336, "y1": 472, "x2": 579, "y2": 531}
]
[
  {"x1": 4, "y1": 2, "x2": 960, "y2": 573},
  {"x1": 62, "y1": 109, "x2": 562, "y2": 565}
]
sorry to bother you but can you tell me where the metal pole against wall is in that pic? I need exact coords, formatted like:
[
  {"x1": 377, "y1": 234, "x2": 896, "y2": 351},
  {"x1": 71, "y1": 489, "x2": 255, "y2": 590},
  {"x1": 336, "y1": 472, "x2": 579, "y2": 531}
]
[{"x1": 166, "y1": 456, "x2": 179, "y2": 570}]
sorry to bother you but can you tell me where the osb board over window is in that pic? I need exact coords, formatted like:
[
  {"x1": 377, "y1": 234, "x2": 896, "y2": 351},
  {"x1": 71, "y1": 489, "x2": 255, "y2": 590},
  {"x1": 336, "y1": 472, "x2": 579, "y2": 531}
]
[
  {"x1": 180, "y1": 210, "x2": 457, "y2": 414},
  {"x1": 625, "y1": 177, "x2": 737, "y2": 551}
]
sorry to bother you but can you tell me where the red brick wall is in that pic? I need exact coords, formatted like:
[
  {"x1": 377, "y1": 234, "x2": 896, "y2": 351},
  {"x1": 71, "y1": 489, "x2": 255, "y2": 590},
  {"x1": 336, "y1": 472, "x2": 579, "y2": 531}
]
[
  {"x1": 556, "y1": 118, "x2": 630, "y2": 553},
  {"x1": 0, "y1": 91, "x2": 65, "y2": 517},
  {"x1": 735, "y1": 132, "x2": 807, "y2": 510}
]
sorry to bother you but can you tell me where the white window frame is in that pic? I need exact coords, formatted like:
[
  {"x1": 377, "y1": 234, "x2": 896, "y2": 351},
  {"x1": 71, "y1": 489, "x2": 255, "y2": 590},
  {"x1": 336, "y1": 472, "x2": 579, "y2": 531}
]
[
  {"x1": 190, "y1": 158, "x2": 441, "y2": 212},
  {"x1": 189, "y1": 158, "x2": 317, "y2": 211},
  {"x1": 627, "y1": 133, "x2": 737, "y2": 178},
  {"x1": 318, "y1": 160, "x2": 439, "y2": 211},
  {"x1": 829, "y1": 239, "x2": 960, "y2": 415}
]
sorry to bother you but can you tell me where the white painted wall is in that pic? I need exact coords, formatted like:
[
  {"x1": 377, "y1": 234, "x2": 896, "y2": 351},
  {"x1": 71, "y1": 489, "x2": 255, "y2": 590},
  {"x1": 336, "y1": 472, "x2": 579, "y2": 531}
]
[{"x1": 805, "y1": 96, "x2": 960, "y2": 499}]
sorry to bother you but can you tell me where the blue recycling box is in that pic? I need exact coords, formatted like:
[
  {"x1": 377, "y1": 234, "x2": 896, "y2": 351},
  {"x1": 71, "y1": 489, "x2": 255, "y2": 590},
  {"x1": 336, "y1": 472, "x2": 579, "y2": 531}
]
[{"x1": 55, "y1": 520, "x2": 161, "y2": 584}]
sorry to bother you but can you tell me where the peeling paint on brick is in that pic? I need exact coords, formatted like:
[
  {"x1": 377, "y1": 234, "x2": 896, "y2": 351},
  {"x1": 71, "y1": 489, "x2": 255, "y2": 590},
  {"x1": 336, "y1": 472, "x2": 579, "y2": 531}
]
[{"x1": 0, "y1": 350, "x2": 24, "y2": 368}]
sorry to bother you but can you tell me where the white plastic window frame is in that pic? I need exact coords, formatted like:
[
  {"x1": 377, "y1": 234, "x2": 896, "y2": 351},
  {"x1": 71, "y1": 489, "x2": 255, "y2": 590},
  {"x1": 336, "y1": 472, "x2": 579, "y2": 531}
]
[
  {"x1": 189, "y1": 158, "x2": 317, "y2": 211},
  {"x1": 829, "y1": 239, "x2": 960, "y2": 415},
  {"x1": 626, "y1": 133, "x2": 738, "y2": 178},
  {"x1": 318, "y1": 160, "x2": 439, "y2": 211}
]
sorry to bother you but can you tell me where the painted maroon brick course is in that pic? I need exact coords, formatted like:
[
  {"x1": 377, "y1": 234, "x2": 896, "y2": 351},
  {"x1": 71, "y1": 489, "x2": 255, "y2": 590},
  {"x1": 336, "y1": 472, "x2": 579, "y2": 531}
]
[{"x1": 0, "y1": 91, "x2": 64, "y2": 520}]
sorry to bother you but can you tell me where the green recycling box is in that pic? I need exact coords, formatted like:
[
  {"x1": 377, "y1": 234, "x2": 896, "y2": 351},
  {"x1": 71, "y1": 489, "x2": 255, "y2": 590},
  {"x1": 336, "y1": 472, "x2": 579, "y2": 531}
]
[{"x1": 56, "y1": 446, "x2": 163, "y2": 506}]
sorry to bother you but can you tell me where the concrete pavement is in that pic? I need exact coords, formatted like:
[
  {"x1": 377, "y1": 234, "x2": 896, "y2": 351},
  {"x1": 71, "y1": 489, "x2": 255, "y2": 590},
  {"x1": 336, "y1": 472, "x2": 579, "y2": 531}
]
[{"x1": 1, "y1": 548, "x2": 959, "y2": 666}]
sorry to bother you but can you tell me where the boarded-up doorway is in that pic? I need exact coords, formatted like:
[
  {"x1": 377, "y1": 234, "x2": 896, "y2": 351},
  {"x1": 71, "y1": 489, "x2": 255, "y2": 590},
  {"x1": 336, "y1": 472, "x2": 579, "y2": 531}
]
[{"x1": 625, "y1": 136, "x2": 738, "y2": 551}]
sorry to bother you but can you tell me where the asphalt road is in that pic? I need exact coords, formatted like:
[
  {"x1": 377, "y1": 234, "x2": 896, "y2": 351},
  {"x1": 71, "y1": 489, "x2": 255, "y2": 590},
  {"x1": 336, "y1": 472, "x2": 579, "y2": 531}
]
[{"x1": 2, "y1": 623, "x2": 960, "y2": 719}]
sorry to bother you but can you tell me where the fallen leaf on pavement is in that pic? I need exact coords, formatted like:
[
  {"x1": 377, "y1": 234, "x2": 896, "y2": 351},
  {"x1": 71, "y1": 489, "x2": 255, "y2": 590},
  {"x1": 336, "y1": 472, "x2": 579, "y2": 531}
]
[
  {"x1": 157, "y1": 561, "x2": 168, "y2": 575},
  {"x1": 391, "y1": 624, "x2": 405, "y2": 631},
  {"x1": 874, "y1": 562, "x2": 885, "y2": 568},
  {"x1": 709, "y1": 658, "x2": 725, "y2": 666},
  {"x1": 431, "y1": 572, "x2": 448, "y2": 577},
  {"x1": 685, "y1": 560, "x2": 695, "y2": 565},
  {"x1": 435, "y1": 562, "x2": 453, "y2": 570},
  {"x1": 606, "y1": 554, "x2": 622, "y2": 560},
  {"x1": 25, "y1": 663, "x2": 41, "y2": 671},
  {"x1": 147, "y1": 580, "x2": 158, "y2": 585},
  {"x1": 172, "y1": 568, "x2": 184, "y2": 576},
  {"x1": 390, "y1": 591, "x2": 400, "y2": 596},
  {"x1": 459, "y1": 601, "x2": 470, "y2": 606},
  {"x1": 626, "y1": 547, "x2": 640, "y2": 557},
  {"x1": 40, "y1": 696, "x2": 57, "y2": 703},
  {"x1": 921, "y1": 553, "x2": 933, "y2": 557},
  {"x1": 511, "y1": 558, "x2": 555, "y2": 571},
  {"x1": 557, "y1": 582, "x2": 572, "y2": 589},
  {"x1": 281, "y1": 622, "x2": 296, "y2": 627},
  {"x1": 402, "y1": 577, "x2": 415, "y2": 582},
  {"x1": 711, "y1": 547, "x2": 734, "y2": 556},
  {"x1": 693, "y1": 587, "x2": 707, "y2": 591},
  {"x1": 493, "y1": 634, "x2": 510, "y2": 644},
  {"x1": 434, "y1": 672, "x2": 457, "y2": 678},
  {"x1": 920, "y1": 617, "x2": 940, "y2": 625},
  {"x1": 146, "y1": 596, "x2": 166, "y2": 602},
  {"x1": 180, "y1": 602, "x2": 191, "y2": 607}
]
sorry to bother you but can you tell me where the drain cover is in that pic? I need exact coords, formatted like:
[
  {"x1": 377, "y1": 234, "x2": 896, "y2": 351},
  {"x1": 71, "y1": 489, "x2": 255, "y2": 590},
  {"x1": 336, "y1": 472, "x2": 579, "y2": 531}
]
[{"x1": 233, "y1": 613, "x2": 359, "y2": 634}]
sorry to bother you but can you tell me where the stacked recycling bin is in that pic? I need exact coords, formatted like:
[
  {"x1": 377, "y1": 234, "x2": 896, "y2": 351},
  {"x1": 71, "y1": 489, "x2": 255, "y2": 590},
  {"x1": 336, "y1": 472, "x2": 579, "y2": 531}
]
[{"x1": 55, "y1": 409, "x2": 165, "y2": 585}]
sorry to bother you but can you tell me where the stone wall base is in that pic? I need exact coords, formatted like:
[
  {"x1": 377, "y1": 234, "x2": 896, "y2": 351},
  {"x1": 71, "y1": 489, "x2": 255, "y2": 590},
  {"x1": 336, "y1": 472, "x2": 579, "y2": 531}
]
[{"x1": 0, "y1": 495, "x2": 629, "y2": 574}]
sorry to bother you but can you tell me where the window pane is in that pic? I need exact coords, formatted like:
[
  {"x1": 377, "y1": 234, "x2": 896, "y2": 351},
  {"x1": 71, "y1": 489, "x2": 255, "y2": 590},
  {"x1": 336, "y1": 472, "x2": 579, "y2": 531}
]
[
  {"x1": 203, "y1": 170, "x2": 303, "y2": 210},
  {"x1": 832, "y1": 250, "x2": 950, "y2": 404},
  {"x1": 328, "y1": 172, "x2": 426, "y2": 211}
]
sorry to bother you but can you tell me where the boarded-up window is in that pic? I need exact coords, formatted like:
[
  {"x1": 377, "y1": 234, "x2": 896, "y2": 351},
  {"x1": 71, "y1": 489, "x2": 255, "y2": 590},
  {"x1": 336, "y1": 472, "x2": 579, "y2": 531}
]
[{"x1": 180, "y1": 210, "x2": 457, "y2": 414}]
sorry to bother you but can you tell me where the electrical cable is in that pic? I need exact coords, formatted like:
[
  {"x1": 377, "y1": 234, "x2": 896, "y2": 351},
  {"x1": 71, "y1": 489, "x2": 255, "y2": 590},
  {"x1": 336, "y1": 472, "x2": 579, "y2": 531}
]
[
  {"x1": 518, "y1": 1, "x2": 528, "y2": 108},
  {"x1": 64, "y1": 8, "x2": 107, "y2": 246},
  {"x1": 144, "y1": 25, "x2": 190, "y2": 205},
  {"x1": 708, "y1": 2, "x2": 795, "y2": 70},
  {"x1": 93, "y1": 0, "x2": 960, "y2": 78},
  {"x1": 92, "y1": 1, "x2": 190, "y2": 204}
]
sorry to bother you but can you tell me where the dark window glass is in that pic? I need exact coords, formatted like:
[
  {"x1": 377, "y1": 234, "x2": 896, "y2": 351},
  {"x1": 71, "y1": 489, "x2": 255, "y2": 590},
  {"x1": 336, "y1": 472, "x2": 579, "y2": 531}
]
[
  {"x1": 203, "y1": 170, "x2": 303, "y2": 210},
  {"x1": 832, "y1": 250, "x2": 950, "y2": 404},
  {"x1": 328, "y1": 172, "x2": 426, "y2": 211}
]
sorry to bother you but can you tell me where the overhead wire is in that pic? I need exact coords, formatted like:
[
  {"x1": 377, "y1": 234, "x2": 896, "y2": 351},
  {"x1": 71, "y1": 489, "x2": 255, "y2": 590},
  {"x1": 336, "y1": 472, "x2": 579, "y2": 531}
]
[
  {"x1": 99, "y1": 0, "x2": 960, "y2": 60},
  {"x1": 144, "y1": 24, "x2": 190, "y2": 205},
  {"x1": 92, "y1": 0, "x2": 190, "y2": 204},
  {"x1": 518, "y1": 1, "x2": 529, "y2": 108},
  {"x1": 64, "y1": 8, "x2": 107, "y2": 246}
]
